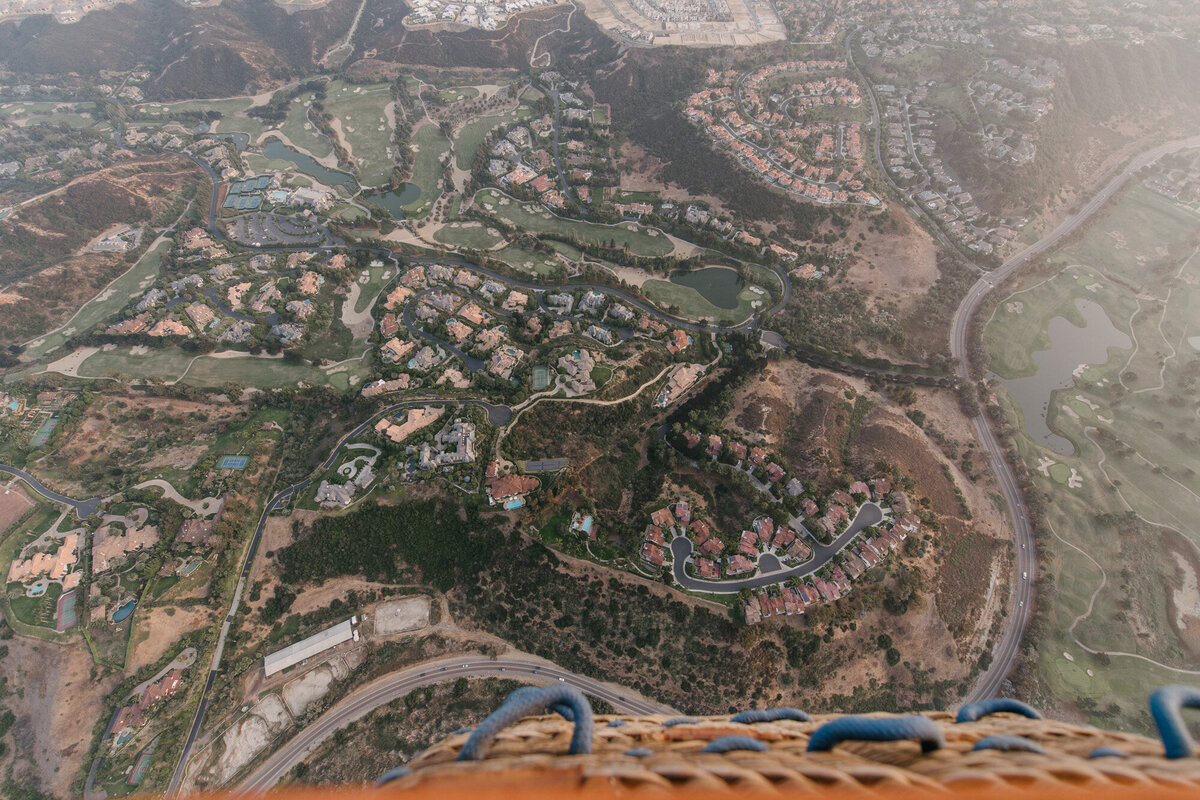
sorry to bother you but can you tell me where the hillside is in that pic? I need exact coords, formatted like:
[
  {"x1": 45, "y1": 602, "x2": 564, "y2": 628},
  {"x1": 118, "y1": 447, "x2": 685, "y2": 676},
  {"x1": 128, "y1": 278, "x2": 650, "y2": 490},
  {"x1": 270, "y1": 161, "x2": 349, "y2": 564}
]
[
  {"x1": 0, "y1": 154, "x2": 205, "y2": 347},
  {"x1": 0, "y1": 0, "x2": 358, "y2": 99}
]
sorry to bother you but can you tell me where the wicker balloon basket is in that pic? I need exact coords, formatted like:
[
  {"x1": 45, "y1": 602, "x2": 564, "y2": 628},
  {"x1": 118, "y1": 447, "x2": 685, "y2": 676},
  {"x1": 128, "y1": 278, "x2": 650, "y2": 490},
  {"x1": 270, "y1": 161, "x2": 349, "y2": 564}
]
[{"x1": 363, "y1": 686, "x2": 1200, "y2": 797}]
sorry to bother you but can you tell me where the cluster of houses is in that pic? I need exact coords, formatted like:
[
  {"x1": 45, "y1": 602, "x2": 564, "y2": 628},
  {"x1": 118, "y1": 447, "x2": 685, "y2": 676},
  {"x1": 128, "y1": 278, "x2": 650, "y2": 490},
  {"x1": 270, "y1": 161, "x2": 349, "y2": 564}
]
[
  {"x1": 742, "y1": 522, "x2": 910, "y2": 625},
  {"x1": 104, "y1": 238, "x2": 343, "y2": 346},
  {"x1": 368, "y1": 262, "x2": 703, "y2": 399},
  {"x1": 685, "y1": 63, "x2": 879, "y2": 207},
  {"x1": 485, "y1": 96, "x2": 603, "y2": 211},
  {"x1": 401, "y1": 0, "x2": 559, "y2": 30},
  {"x1": 878, "y1": 82, "x2": 1028, "y2": 257}
]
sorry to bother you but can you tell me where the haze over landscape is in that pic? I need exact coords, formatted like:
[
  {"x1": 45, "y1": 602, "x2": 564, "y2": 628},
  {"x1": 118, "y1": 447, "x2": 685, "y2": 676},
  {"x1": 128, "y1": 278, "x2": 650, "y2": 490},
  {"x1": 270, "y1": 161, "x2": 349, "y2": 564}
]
[{"x1": 0, "y1": 0, "x2": 1198, "y2": 796}]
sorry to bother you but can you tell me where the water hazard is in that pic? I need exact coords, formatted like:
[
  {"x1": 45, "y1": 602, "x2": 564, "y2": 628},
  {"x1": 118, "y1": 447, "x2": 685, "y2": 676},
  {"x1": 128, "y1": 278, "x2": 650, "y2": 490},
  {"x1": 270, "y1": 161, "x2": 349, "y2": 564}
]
[
  {"x1": 998, "y1": 298, "x2": 1131, "y2": 454},
  {"x1": 261, "y1": 140, "x2": 358, "y2": 190},
  {"x1": 669, "y1": 266, "x2": 744, "y2": 309}
]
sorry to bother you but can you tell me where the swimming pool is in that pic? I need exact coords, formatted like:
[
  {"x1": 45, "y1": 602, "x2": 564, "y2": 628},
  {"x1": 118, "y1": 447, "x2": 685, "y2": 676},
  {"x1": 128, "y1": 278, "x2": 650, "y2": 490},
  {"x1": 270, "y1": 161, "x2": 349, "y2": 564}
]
[
  {"x1": 112, "y1": 599, "x2": 136, "y2": 623},
  {"x1": 504, "y1": 497, "x2": 525, "y2": 510}
]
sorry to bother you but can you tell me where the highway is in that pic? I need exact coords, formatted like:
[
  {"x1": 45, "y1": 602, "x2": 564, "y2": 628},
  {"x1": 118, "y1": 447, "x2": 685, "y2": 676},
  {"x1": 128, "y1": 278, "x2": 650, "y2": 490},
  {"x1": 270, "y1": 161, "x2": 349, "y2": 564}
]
[
  {"x1": 670, "y1": 503, "x2": 884, "y2": 593},
  {"x1": 236, "y1": 655, "x2": 675, "y2": 793},
  {"x1": 953, "y1": 132, "x2": 1200, "y2": 703}
]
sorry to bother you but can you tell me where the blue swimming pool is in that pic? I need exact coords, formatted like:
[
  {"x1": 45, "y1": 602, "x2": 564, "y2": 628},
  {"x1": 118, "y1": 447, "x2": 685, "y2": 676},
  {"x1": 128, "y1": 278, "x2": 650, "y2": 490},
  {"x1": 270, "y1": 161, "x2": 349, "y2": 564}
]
[
  {"x1": 504, "y1": 497, "x2": 525, "y2": 510},
  {"x1": 112, "y1": 599, "x2": 136, "y2": 623}
]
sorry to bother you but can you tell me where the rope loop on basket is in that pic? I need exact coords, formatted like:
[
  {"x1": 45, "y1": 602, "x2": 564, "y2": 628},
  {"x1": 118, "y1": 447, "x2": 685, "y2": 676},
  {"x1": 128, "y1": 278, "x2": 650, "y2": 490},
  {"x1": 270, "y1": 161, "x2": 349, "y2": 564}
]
[
  {"x1": 701, "y1": 735, "x2": 770, "y2": 754},
  {"x1": 1089, "y1": 747, "x2": 1128, "y2": 759},
  {"x1": 807, "y1": 715, "x2": 946, "y2": 754},
  {"x1": 1149, "y1": 685, "x2": 1200, "y2": 759},
  {"x1": 376, "y1": 766, "x2": 412, "y2": 786},
  {"x1": 731, "y1": 707, "x2": 813, "y2": 724},
  {"x1": 457, "y1": 685, "x2": 593, "y2": 761},
  {"x1": 503, "y1": 686, "x2": 577, "y2": 721},
  {"x1": 662, "y1": 716, "x2": 701, "y2": 727},
  {"x1": 971, "y1": 735, "x2": 1048, "y2": 754},
  {"x1": 956, "y1": 698, "x2": 1043, "y2": 723}
]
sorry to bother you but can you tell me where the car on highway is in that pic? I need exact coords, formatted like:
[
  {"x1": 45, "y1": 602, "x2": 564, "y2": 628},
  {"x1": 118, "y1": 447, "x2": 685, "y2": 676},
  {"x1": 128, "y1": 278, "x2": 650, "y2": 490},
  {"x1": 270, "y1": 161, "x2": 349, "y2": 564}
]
[
  {"x1": 1022, "y1": 572, "x2": 1028, "y2": 579},
  {"x1": 558, "y1": 677, "x2": 565, "y2": 683}
]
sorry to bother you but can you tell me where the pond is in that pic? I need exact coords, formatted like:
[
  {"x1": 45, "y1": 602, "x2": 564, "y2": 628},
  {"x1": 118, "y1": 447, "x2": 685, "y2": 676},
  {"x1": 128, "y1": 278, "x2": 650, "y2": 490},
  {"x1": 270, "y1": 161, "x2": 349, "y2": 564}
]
[
  {"x1": 210, "y1": 132, "x2": 250, "y2": 151},
  {"x1": 669, "y1": 267, "x2": 744, "y2": 309},
  {"x1": 112, "y1": 598, "x2": 136, "y2": 623},
  {"x1": 998, "y1": 298, "x2": 1131, "y2": 454},
  {"x1": 366, "y1": 185, "x2": 422, "y2": 218},
  {"x1": 262, "y1": 140, "x2": 358, "y2": 190}
]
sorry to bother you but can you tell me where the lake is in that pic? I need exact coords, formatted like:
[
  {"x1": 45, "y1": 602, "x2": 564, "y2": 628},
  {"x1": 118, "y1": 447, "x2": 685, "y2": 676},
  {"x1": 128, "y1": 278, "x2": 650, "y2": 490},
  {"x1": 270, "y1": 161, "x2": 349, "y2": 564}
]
[
  {"x1": 999, "y1": 298, "x2": 1131, "y2": 454},
  {"x1": 669, "y1": 266, "x2": 744, "y2": 309},
  {"x1": 367, "y1": 185, "x2": 422, "y2": 217},
  {"x1": 262, "y1": 140, "x2": 358, "y2": 190}
]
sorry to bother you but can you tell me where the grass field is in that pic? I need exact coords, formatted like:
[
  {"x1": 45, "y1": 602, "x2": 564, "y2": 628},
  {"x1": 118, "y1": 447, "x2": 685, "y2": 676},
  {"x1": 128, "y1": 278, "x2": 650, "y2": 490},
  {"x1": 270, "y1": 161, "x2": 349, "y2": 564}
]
[
  {"x1": 404, "y1": 122, "x2": 451, "y2": 217},
  {"x1": 325, "y1": 81, "x2": 396, "y2": 187},
  {"x1": 74, "y1": 346, "x2": 368, "y2": 389},
  {"x1": 279, "y1": 91, "x2": 335, "y2": 159},
  {"x1": 490, "y1": 243, "x2": 561, "y2": 276},
  {"x1": 476, "y1": 189, "x2": 673, "y2": 257},
  {"x1": 439, "y1": 87, "x2": 480, "y2": 103},
  {"x1": 25, "y1": 238, "x2": 171, "y2": 359},
  {"x1": 642, "y1": 279, "x2": 761, "y2": 324},
  {"x1": 433, "y1": 221, "x2": 506, "y2": 250},
  {"x1": 983, "y1": 180, "x2": 1200, "y2": 733}
]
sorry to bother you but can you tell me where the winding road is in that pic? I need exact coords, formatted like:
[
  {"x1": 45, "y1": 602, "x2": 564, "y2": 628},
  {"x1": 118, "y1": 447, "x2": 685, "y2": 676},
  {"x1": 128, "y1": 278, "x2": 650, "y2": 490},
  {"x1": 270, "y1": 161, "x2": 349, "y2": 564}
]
[
  {"x1": 0, "y1": 464, "x2": 102, "y2": 519},
  {"x1": 671, "y1": 503, "x2": 884, "y2": 593},
  {"x1": 236, "y1": 655, "x2": 675, "y2": 793}
]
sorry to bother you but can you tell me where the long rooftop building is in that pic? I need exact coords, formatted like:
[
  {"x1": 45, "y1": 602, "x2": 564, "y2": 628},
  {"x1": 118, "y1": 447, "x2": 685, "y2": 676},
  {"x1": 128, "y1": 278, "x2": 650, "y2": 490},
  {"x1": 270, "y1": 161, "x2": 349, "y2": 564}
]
[{"x1": 263, "y1": 619, "x2": 354, "y2": 677}]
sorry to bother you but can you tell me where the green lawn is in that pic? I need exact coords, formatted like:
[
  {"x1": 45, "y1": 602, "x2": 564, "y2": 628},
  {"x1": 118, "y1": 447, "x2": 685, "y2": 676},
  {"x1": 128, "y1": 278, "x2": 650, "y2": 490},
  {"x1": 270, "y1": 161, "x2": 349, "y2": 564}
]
[
  {"x1": 325, "y1": 80, "x2": 396, "y2": 187},
  {"x1": 278, "y1": 91, "x2": 335, "y2": 159},
  {"x1": 491, "y1": 243, "x2": 561, "y2": 276},
  {"x1": 404, "y1": 122, "x2": 451, "y2": 217},
  {"x1": 73, "y1": 346, "x2": 369, "y2": 389},
  {"x1": 25, "y1": 237, "x2": 170, "y2": 360},
  {"x1": 476, "y1": 189, "x2": 673, "y2": 257},
  {"x1": 433, "y1": 221, "x2": 506, "y2": 250},
  {"x1": 439, "y1": 87, "x2": 480, "y2": 103}
]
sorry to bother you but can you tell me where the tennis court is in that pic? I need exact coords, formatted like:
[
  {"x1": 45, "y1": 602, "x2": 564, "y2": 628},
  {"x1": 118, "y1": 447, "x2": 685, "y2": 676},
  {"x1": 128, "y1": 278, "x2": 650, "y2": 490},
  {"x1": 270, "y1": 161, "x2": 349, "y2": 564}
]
[{"x1": 217, "y1": 454, "x2": 250, "y2": 470}]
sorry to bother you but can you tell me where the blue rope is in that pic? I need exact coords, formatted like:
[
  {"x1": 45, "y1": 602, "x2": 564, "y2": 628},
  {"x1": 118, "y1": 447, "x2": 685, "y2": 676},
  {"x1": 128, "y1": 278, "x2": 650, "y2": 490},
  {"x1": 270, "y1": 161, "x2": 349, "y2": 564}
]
[
  {"x1": 624, "y1": 748, "x2": 654, "y2": 758},
  {"x1": 970, "y1": 735, "x2": 1048, "y2": 754},
  {"x1": 662, "y1": 717, "x2": 700, "y2": 727},
  {"x1": 503, "y1": 686, "x2": 576, "y2": 721},
  {"x1": 956, "y1": 698, "x2": 1043, "y2": 723},
  {"x1": 807, "y1": 715, "x2": 945, "y2": 754},
  {"x1": 701, "y1": 735, "x2": 770, "y2": 754},
  {"x1": 457, "y1": 685, "x2": 593, "y2": 761},
  {"x1": 607, "y1": 719, "x2": 627, "y2": 727},
  {"x1": 375, "y1": 766, "x2": 412, "y2": 786},
  {"x1": 1089, "y1": 747, "x2": 1128, "y2": 759},
  {"x1": 731, "y1": 708, "x2": 813, "y2": 724},
  {"x1": 1149, "y1": 685, "x2": 1200, "y2": 759}
]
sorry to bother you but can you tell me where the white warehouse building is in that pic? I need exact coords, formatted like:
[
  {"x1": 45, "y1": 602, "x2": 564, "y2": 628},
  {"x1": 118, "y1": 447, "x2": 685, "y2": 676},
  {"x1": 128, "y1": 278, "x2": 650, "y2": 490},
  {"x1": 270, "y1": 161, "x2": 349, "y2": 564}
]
[{"x1": 263, "y1": 618, "x2": 356, "y2": 677}]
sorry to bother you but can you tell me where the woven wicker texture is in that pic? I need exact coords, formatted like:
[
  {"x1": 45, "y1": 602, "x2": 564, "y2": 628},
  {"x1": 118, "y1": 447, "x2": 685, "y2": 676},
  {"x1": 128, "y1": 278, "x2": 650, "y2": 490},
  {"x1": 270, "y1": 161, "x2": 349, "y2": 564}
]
[{"x1": 388, "y1": 711, "x2": 1200, "y2": 793}]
